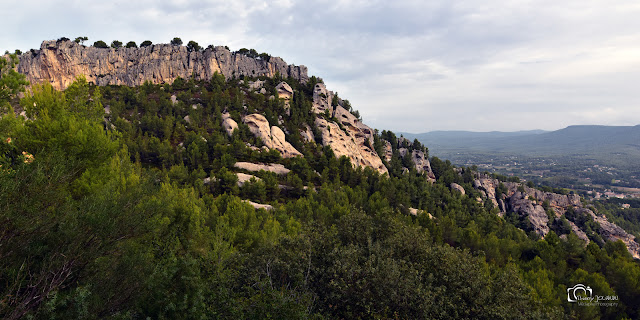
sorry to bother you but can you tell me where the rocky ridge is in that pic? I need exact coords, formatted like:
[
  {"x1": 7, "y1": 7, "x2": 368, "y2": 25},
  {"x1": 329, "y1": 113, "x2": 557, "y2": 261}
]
[
  {"x1": 17, "y1": 39, "x2": 308, "y2": 91},
  {"x1": 311, "y1": 83, "x2": 389, "y2": 175},
  {"x1": 470, "y1": 174, "x2": 640, "y2": 259}
]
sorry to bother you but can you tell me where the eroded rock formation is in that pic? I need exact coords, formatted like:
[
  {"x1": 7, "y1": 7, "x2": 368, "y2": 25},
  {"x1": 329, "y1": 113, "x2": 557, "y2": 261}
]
[
  {"x1": 471, "y1": 173, "x2": 639, "y2": 258},
  {"x1": 314, "y1": 117, "x2": 388, "y2": 175},
  {"x1": 243, "y1": 113, "x2": 301, "y2": 158},
  {"x1": 17, "y1": 39, "x2": 308, "y2": 90}
]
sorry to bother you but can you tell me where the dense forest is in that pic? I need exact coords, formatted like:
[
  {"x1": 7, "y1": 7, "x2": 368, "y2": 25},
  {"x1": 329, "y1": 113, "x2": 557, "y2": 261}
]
[{"x1": 1, "y1": 53, "x2": 640, "y2": 319}]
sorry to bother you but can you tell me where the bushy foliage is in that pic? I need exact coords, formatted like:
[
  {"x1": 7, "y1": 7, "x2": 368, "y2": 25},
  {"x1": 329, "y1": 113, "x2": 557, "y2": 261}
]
[
  {"x1": 187, "y1": 40, "x2": 201, "y2": 52},
  {"x1": 171, "y1": 37, "x2": 183, "y2": 46},
  {"x1": 1, "y1": 74, "x2": 639, "y2": 319},
  {"x1": 111, "y1": 40, "x2": 123, "y2": 49},
  {"x1": 93, "y1": 40, "x2": 108, "y2": 48}
]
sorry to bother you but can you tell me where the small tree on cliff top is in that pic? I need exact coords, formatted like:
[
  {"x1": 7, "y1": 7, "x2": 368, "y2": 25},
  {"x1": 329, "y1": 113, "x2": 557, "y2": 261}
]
[{"x1": 93, "y1": 40, "x2": 108, "y2": 48}]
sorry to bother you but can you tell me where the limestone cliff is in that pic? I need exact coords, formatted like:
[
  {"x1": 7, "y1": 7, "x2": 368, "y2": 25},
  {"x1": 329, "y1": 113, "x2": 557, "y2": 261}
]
[{"x1": 17, "y1": 39, "x2": 308, "y2": 90}]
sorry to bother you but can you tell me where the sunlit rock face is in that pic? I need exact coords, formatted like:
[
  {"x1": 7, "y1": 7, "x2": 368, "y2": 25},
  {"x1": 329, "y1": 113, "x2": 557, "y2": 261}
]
[
  {"x1": 243, "y1": 113, "x2": 301, "y2": 158},
  {"x1": 17, "y1": 39, "x2": 308, "y2": 90}
]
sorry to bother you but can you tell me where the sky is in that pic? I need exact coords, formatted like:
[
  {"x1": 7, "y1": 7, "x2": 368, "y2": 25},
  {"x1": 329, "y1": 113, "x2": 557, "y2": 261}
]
[{"x1": 2, "y1": 0, "x2": 640, "y2": 132}]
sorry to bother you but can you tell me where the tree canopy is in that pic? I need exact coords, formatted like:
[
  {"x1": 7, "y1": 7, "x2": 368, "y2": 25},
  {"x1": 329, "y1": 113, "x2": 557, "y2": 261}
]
[
  {"x1": 171, "y1": 37, "x2": 183, "y2": 46},
  {"x1": 1, "y1": 72, "x2": 639, "y2": 319},
  {"x1": 93, "y1": 40, "x2": 108, "y2": 48}
]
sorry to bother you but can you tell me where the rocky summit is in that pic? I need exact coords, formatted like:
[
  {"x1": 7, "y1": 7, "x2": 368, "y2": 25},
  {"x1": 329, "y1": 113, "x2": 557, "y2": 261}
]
[{"x1": 16, "y1": 39, "x2": 308, "y2": 91}]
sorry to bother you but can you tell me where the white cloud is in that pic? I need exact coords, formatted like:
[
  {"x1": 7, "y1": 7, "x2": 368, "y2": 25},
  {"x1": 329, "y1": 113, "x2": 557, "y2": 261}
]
[{"x1": 2, "y1": 0, "x2": 640, "y2": 132}]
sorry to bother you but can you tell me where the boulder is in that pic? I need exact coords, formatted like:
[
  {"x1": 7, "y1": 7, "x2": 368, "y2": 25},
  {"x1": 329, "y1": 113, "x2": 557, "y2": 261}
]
[
  {"x1": 234, "y1": 162, "x2": 290, "y2": 175},
  {"x1": 275, "y1": 81, "x2": 293, "y2": 100},
  {"x1": 222, "y1": 117, "x2": 238, "y2": 136},
  {"x1": 236, "y1": 172, "x2": 261, "y2": 186},
  {"x1": 221, "y1": 112, "x2": 238, "y2": 136},
  {"x1": 450, "y1": 183, "x2": 466, "y2": 195}
]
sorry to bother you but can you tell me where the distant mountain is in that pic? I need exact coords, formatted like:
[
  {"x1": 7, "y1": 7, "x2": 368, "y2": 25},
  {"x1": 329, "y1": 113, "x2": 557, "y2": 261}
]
[
  {"x1": 402, "y1": 125, "x2": 640, "y2": 168},
  {"x1": 399, "y1": 130, "x2": 547, "y2": 152}
]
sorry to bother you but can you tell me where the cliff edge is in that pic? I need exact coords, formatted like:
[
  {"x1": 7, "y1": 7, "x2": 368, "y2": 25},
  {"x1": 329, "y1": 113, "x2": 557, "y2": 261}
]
[{"x1": 17, "y1": 39, "x2": 308, "y2": 90}]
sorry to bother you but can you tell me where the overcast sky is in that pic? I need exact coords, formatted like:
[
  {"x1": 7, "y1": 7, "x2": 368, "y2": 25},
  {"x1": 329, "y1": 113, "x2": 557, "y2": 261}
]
[{"x1": 2, "y1": 0, "x2": 640, "y2": 132}]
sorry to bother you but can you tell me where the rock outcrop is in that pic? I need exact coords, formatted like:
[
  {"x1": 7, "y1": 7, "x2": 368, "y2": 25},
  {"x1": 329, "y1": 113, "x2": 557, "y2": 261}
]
[
  {"x1": 471, "y1": 173, "x2": 639, "y2": 258},
  {"x1": 312, "y1": 82, "x2": 334, "y2": 114},
  {"x1": 276, "y1": 81, "x2": 293, "y2": 100},
  {"x1": 234, "y1": 162, "x2": 290, "y2": 175},
  {"x1": 450, "y1": 183, "x2": 466, "y2": 195},
  {"x1": 309, "y1": 82, "x2": 388, "y2": 175},
  {"x1": 221, "y1": 112, "x2": 238, "y2": 136},
  {"x1": 243, "y1": 200, "x2": 273, "y2": 210},
  {"x1": 243, "y1": 113, "x2": 301, "y2": 158},
  {"x1": 580, "y1": 208, "x2": 640, "y2": 259},
  {"x1": 382, "y1": 140, "x2": 393, "y2": 163},
  {"x1": 17, "y1": 39, "x2": 308, "y2": 90},
  {"x1": 300, "y1": 124, "x2": 315, "y2": 143},
  {"x1": 473, "y1": 178, "x2": 501, "y2": 210},
  {"x1": 507, "y1": 191, "x2": 550, "y2": 237},
  {"x1": 237, "y1": 172, "x2": 261, "y2": 186},
  {"x1": 399, "y1": 148, "x2": 436, "y2": 181},
  {"x1": 315, "y1": 117, "x2": 388, "y2": 175}
]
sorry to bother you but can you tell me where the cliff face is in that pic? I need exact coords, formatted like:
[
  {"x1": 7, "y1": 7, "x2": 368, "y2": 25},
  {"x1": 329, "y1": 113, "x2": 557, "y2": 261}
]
[
  {"x1": 311, "y1": 83, "x2": 389, "y2": 175},
  {"x1": 17, "y1": 40, "x2": 308, "y2": 90}
]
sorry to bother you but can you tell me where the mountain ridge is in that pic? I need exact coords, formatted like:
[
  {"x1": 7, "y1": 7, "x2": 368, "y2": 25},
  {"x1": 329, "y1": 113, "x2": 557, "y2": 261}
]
[
  {"x1": 14, "y1": 39, "x2": 308, "y2": 91},
  {"x1": 402, "y1": 125, "x2": 640, "y2": 157}
]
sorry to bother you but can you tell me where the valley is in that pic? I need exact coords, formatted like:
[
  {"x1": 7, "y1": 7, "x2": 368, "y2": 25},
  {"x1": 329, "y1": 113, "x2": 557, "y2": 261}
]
[{"x1": 402, "y1": 126, "x2": 640, "y2": 199}]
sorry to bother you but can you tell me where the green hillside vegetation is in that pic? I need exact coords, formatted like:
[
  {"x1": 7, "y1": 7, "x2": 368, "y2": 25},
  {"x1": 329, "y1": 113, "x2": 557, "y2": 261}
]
[{"x1": 2, "y1": 57, "x2": 640, "y2": 319}]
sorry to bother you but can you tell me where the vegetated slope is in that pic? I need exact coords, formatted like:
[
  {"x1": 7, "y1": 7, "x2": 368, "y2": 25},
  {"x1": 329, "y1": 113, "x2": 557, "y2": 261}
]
[{"x1": 1, "y1": 42, "x2": 640, "y2": 319}]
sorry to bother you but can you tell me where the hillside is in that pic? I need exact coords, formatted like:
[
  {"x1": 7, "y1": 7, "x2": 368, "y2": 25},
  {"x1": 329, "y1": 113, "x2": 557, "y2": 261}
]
[{"x1": 1, "y1": 40, "x2": 640, "y2": 319}]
